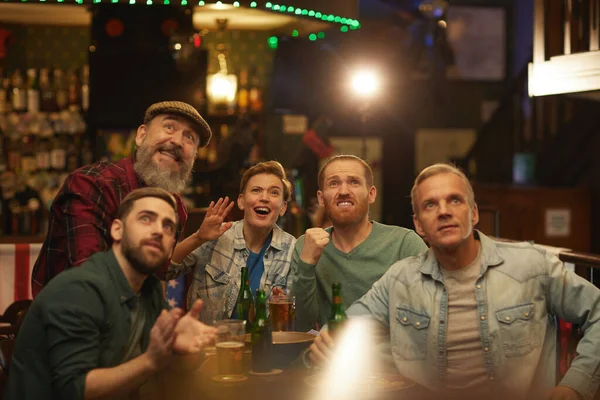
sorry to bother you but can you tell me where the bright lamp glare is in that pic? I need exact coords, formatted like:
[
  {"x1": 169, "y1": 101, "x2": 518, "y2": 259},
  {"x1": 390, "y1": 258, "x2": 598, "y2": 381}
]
[
  {"x1": 351, "y1": 70, "x2": 379, "y2": 97},
  {"x1": 313, "y1": 318, "x2": 376, "y2": 400}
]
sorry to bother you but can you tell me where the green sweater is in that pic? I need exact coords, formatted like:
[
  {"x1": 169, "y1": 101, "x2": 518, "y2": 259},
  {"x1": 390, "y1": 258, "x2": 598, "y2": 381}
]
[{"x1": 291, "y1": 221, "x2": 427, "y2": 331}]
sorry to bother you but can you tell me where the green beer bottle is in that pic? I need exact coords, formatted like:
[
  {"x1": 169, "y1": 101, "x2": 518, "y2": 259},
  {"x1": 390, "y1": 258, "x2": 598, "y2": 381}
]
[
  {"x1": 328, "y1": 282, "x2": 347, "y2": 338},
  {"x1": 251, "y1": 289, "x2": 273, "y2": 373},
  {"x1": 236, "y1": 267, "x2": 254, "y2": 333}
]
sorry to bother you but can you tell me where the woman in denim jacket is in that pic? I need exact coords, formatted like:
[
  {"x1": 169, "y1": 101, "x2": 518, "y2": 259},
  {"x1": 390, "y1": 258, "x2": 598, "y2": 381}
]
[{"x1": 167, "y1": 161, "x2": 296, "y2": 324}]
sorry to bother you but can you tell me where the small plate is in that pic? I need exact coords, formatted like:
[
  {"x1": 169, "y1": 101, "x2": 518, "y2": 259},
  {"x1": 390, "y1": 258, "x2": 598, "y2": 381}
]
[
  {"x1": 211, "y1": 375, "x2": 248, "y2": 383},
  {"x1": 249, "y1": 368, "x2": 283, "y2": 376}
]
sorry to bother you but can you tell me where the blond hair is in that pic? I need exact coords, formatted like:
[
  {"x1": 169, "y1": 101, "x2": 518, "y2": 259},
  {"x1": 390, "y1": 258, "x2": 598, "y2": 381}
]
[{"x1": 411, "y1": 163, "x2": 475, "y2": 215}]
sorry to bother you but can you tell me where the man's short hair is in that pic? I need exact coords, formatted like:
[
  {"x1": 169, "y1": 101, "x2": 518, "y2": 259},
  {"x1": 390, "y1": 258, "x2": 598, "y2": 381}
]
[
  {"x1": 411, "y1": 163, "x2": 475, "y2": 215},
  {"x1": 239, "y1": 160, "x2": 293, "y2": 202},
  {"x1": 117, "y1": 187, "x2": 179, "y2": 226},
  {"x1": 318, "y1": 154, "x2": 374, "y2": 190}
]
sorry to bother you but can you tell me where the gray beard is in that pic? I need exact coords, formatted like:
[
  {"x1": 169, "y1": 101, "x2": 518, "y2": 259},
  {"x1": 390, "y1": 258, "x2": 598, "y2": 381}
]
[{"x1": 133, "y1": 145, "x2": 193, "y2": 193}]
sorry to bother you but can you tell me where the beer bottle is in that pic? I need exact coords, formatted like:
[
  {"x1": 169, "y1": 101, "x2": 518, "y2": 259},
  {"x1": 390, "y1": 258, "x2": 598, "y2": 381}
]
[
  {"x1": 236, "y1": 267, "x2": 254, "y2": 332},
  {"x1": 328, "y1": 282, "x2": 347, "y2": 338},
  {"x1": 251, "y1": 289, "x2": 273, "y2": 373}
]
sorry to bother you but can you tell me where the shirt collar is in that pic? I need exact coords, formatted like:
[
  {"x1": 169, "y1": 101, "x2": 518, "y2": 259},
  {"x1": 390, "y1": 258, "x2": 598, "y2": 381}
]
[
  {"x1": 104, "y1": 249, "x2": 159, "y2": 307},
  {"x1": 419, "y1": 230, "x2": 504, "y2": 280},
  {"x1": 231, "y1": 220, "x2": 286, "y2": 252}
]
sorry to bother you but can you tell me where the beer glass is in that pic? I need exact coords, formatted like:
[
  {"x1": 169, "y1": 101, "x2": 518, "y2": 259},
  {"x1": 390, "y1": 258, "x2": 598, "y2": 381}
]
[
  {"x1": 269, "y1": 294, "x2": 295, "y2": 331},
  {"x1": 215, "y1": 320, "x2": 246, "y2": 378}
]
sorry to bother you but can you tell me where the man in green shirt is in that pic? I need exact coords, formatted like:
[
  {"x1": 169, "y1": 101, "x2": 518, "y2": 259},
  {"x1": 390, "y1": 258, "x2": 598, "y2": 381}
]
[
  {"x1": 291, "y1": 155, "x2": 427, "y2": 331},
  {"x1": 6, "y1": 187, "x2": 217, "y2": 400}
]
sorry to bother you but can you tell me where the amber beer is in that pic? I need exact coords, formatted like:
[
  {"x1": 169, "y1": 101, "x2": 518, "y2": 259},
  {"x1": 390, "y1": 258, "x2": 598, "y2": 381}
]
[
  {"x1": 214, "y1": 319, "x2": 246, "y2": 377},
  {"x1": 269, "y1": 295, "x2": 295, "y2": 332},
  {"x1": 216, "y1": 341, "x2": 245, "y2": 376}
]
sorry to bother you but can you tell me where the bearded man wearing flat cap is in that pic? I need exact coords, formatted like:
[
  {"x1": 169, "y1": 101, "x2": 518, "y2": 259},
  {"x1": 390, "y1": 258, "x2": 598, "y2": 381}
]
[{"x1": 32, "y1": 101, "x2": 222, "y2": 297}]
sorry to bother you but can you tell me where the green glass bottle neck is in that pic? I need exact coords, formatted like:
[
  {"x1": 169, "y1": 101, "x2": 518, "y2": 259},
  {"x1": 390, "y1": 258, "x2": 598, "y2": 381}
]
[
  {"x1": 331, "y1": 285, "x2": 344, "y2": 314},
  {"x1": 240, "y1": 267, "x2": 249, "y2": 284},
  {"x1": 255, "y1": 292, "x2": 267, "y2": 319}
]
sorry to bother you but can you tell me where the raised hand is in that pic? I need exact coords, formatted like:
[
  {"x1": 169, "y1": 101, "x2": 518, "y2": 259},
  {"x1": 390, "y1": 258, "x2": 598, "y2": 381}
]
[
  {"x1": 300, "y1": 228, "x2": 331, "y2": 265},
  {"x1": 194, "y1": 197, "x2": 235, "y2": 242},
  {"x1": 172, "y1": 300, "x2": 218, "y2": 354}
]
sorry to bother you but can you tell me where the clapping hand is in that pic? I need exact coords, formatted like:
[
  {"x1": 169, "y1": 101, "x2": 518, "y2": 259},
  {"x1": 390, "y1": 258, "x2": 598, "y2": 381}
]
[
  {"x1": 194, "y1": 197, "x2": 235, "y2": 242},
  {"x1": 171, "y1": 300, "x2": 218, "y2": 354}
]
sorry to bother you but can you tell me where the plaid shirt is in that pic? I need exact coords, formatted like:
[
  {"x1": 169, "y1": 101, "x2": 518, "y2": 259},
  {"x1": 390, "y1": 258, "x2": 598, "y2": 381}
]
[
  {"x1": 166, "y1": 220, "x2": 296, "y2": 324},
  {"x1": 32, "y1": 155, "x2": 188, "y2": 297}
]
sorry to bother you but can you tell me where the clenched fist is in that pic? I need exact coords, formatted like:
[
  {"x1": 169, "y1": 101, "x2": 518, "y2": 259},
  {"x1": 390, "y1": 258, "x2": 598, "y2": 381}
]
[{"x1": 300, "y1": 228, "x2": 330, "y2": 265}]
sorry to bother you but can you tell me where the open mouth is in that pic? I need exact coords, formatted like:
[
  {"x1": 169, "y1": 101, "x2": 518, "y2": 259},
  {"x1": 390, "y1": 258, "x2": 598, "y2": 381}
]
[
  {"x1": 254, "y1": 207, "x2": 271, "y2": 216},
  {"x1": 157, "y1": 149, "x2": 182, "y2": 162},
  {"x1": 336, "y1": 200, "x2": 354, "y2": 207}
]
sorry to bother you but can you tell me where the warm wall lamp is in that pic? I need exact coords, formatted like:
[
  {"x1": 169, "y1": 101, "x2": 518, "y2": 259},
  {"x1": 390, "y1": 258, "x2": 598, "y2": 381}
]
[{"x1": 206, "y1": 19, "x2": 238, "y2": 114}]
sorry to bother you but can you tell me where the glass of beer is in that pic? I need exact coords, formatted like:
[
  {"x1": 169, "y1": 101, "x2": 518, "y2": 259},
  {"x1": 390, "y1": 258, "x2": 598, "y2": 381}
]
[
  {"x1": 215, "y1": 320, "x2": 246, "y2": 378},
  {"x1": 269, "y1": 294, "x2": 295, "y2": 331}
]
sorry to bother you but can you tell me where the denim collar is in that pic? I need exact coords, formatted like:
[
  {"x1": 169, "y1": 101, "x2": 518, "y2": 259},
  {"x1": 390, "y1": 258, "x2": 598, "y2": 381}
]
[{"x1": 419, "y1": 230, "x2": 504, "y2": 281}]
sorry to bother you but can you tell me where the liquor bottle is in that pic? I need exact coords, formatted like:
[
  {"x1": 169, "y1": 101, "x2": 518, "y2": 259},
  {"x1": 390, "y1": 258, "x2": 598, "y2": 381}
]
[
  {"x1": 7, "y1": 134, "x2": 21, "y2": 172},
  {"x1": 236, "y1": 266, "x2": 255, "y2": 333},
  {"x1": 20, "y1": 135, "x2": 37, "y2": 173},
  {"x1": 0, "y1": 133, "x2": 6, "y2": 174},
  {"x1": 80, "y1": 136, "x2": 94, "y2": 166},
  {"x1": 40, "y1": 68, "x2": 57, "y2": 113},
  {"x1": 26, "y1": 68, "x2": 40, "y2": 114},
  {"x1": 53, "y1": 69, "x2": 68, "y2": 111},
  {"x1": 248, "y1": 69, "x2": 263, "y2": 113},
  {"x1": 66, "y1": 140, "x2": 79, "y2": 172},
  {"x1": 237, "y1": 68, "x2": 249, "y2": 114},
  {"x1": 81, "y1": 65, "x2": 90, "y2": 112},
  {"x1": 68, "y1": 68, "x2": 81, "y2": 111},
  {"x1": 0, "y1": 70, "x2": 9, "y2": 114},
  {"x1": 328, "y1": 282, "x2": 347, "y2": 338},
  {"x1": 251, "y1": 289, "x2": 273, "y2": 373},
  {"x1": 50, "y1": 134, "x2": 66, "y2": 171},
  {"x1": 36, "y1": 136, "x2": 51, "y2": 171},
  {"x1": 11, "y1": 69, "x2": 27, "y2": 113}
]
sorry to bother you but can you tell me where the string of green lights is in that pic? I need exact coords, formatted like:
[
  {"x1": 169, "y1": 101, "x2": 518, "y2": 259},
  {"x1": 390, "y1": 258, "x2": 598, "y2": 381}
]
[
  {"x1": 21, "y1": 0, "x2": 361, "y2": 49},
  {"x1": 27, "y1": 0, "x2": 362, "y2": 30}
]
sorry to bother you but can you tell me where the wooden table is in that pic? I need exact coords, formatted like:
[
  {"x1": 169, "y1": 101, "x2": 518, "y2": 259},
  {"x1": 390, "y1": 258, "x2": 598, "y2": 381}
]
[{"x1": 145, "y1": 353, "x2": 428, "y2": 400}]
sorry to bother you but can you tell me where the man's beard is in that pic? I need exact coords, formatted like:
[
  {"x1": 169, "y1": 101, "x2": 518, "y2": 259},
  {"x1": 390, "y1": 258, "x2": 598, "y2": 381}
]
[
  {"x1": 134, "y1": 142, "x2": 193, "y2": 193},
  {"x1": 324, "y1": 195, "x2": 369, "y2": 228},
  {"x1": 121, "y1": 230, "x2": 169, "y2": 276}
]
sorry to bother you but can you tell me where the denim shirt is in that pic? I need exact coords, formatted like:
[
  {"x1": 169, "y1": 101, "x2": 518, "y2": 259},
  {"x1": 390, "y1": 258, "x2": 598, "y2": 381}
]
[
  {"x1": 348, "y1": 231, "x2": 600, "y2": 400},
  {"x1": 167, "y1": 221, "x2": 296, "y2": 323}
]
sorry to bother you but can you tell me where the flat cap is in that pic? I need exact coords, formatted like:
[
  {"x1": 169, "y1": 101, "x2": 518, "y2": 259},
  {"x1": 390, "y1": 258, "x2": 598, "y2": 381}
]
[{"x1": 144, "y1": 101, "x2": 212, "y2": 147}]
